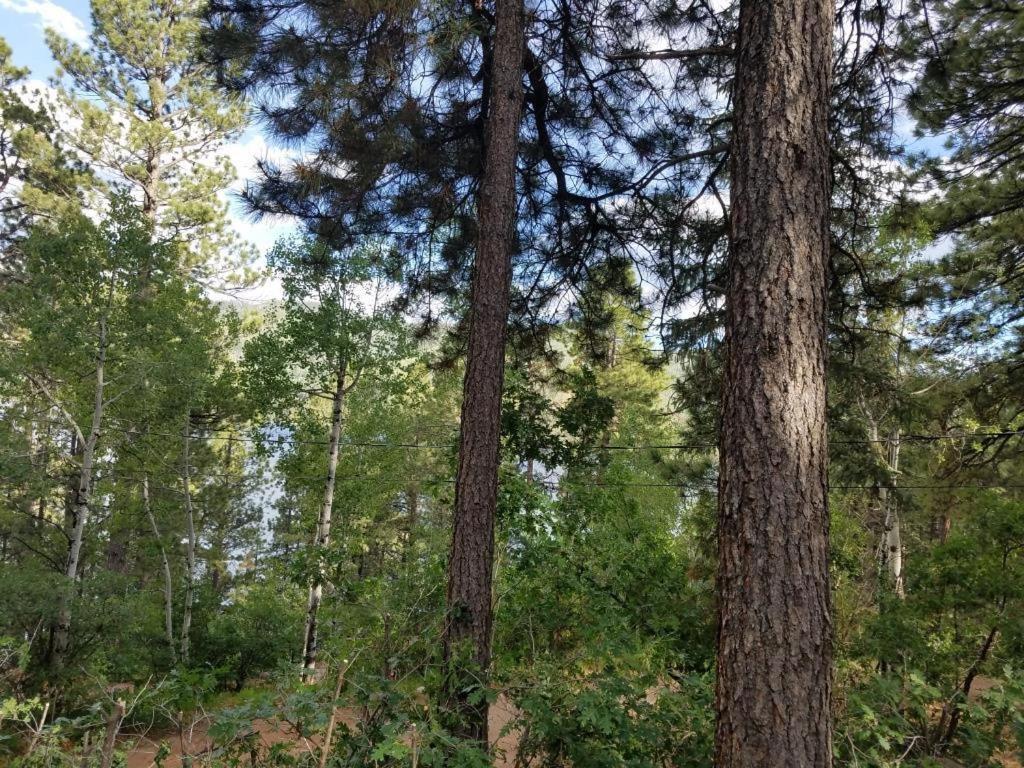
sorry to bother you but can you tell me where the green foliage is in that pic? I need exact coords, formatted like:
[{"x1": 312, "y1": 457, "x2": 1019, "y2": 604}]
[
  {"x1": 206, "y1": 662, "x2": 492, "y2": 768},
  {"x1": 0, "y1": 38, "x2": 90, "y2": 252},
  {"x1": 513, "y1": 667, "x2": 714, "y2": 768},
  {"x1": 243, "y1": 237, "x2": 408, "y2": 422},
  {"x1": 199, "y1": 579, "x2": 305, "y2": 689},
  {"x1": 46, "y1": 0, "x2": 250, "y2": 282},
  {"x1": 1, "y1": 3, "x2": 1024, "y2": 763},
  {"x1": 836, "y1": 667, "x2": 1024, "y2": 767}
]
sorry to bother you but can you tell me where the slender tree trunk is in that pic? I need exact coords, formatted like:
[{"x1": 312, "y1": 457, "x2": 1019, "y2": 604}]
[
  {"x1": 441, "y1": 0, "x2": 524, "y2": 745},
  {"x1": 937, "y1": 616, "x2": 1002, "y2": 751},
  {"x1": 880, "y1": 312, "x2": 907, "y2": 598},
  {"x1": 318, "y1": 660, "x2": 349, "y2": 768},
  {"x1": 865, "y1": 415, "x2": 906, "y2": 602},
  {"x1": 141, "y1": 76, "x2": 165, "y2": 227},
  {"x1": 180, "y1": 418, "x2": 196, "y2": 665},
  {"x1": 36, "y1": 421, "x2": 51, "y2": 527},
  {"x1": 301, "y1": 360, "x2": 347, "y2": 682},
  {"x1": 715, "y1": 0, "x2": 835, "y2": 765},
  {"x1": 143, "y1": 474, "x2": 176, "y2": 664},
  {"x1": 99, "y1": 699, "x2": 125, "y2": 768},
  {"x1": 130, "y1": 75, "x2": 165, "y2": 309},
  {"x1": 402, "y1": 484, "x2": 419, "y2": 563},
  {"x1": 52, "y1": 318, "x2": 108, "y2": 668},
  {"x1": 880, "y1": 429, "x2": 904, "y2": 598}
]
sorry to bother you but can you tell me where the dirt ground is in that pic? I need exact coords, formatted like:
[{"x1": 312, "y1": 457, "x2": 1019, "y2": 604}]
[
  {"x1": 119, "y1": 678, "x2": 1021, "y2": 768},
  {"x1": 122, "y1": 696, "x2": 522, "y2": 768}
]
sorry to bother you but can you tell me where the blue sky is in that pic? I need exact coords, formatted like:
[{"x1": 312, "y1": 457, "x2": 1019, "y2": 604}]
[{"x1": 1, "y1": 0, "x2": 91, "y2": 75}]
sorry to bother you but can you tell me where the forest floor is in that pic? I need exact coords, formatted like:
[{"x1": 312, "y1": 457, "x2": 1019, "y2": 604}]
[
  {"x1": 118, "y1": 680, "x2": 1022, "y2": 768},
  {"x1": 121, "y1": 694, "x2": 521, "y2": 768}
]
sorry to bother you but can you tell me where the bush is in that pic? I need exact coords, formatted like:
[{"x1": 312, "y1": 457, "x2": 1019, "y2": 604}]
[{"x1": 512, "y1": 667, "x2": 714, "y2": 768}]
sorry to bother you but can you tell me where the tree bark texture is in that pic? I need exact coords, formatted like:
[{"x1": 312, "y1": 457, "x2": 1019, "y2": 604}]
[
  {"x1": 715, "y1": 0, "x2": 835, "y2": 765},
  {"x1": 441, "y1": 0, "x2": 525, "y2": 745},
  {"x1": 302, "y1": 359, "x2": 347, "y2": 682}
]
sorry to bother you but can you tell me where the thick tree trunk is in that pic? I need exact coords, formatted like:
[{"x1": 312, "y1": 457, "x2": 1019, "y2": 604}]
[
  {"x1": 441, "y1": 0, "x2": 524, "y2": 745},
  {"x1": 52, "y1": 319, "x2": 108, "y2": 668},
  {"x1": 715, "y1": 1, "x2": 835, "y2": 765},
  {"x1": 143, "y1": 474, "x2": 176, "y2": 664},
  {"x1": 180, "y1": 419, "x2": 196, "y2": 665},
  {"x1": 301, "y1": 360, "x2": 347, "y2": 682}
]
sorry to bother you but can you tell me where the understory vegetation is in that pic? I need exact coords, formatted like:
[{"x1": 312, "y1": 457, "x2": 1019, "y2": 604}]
[{"x1": 0, "y1": 0, "x2": 1022, "y2": 765}]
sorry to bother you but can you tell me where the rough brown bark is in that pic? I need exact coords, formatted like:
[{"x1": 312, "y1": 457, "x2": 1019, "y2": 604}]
[
  {"x1": 715, "y1": 0, "x2": 835, "y2": 765},
  {"x1": 302, "y1": 359, "x2": 347, "y2": 681},
  {"x1": 441, "y1": 0, "x2": 524, "y2": 745}
]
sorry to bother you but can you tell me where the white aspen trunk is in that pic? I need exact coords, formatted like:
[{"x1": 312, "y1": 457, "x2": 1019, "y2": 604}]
[
  {"x1": 884, "y1": 310, "x2": 908, "y2": 599},
  {"x1": 180, "y1": 418, "x2": 196, "y2": 665},
  {"x1": 401, "y1": 484, "x2": 419, "y2": 564},
  {"x1": 863, "y1": 406, "x2": 906, "y2": 601},
  {"x1": 143, "y1": 474, "x2": 176, "y2": 663},
  {"x1": 52, "y1": 318, "x2": 107, "y2": 668},
  {"x1": 302, "y1": 360, "x2": 347, "y2": 682},
  {"x1": 881, "y1": 429, "x2": 905, "y2": 598}
]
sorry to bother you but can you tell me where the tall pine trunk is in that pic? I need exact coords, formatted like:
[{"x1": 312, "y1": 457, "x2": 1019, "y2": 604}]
[
  {"x1": 301, "y1": 359, "x2": 347, "y2": 682},
  {"x1": 441, "y1": 0, "x2": 524, "y2": 745},
  {"x1": 52, "y1": 318, "x2": 108, "y2": 668},
  {"x1": 715, "y1": 0, "x2": 835, "y2": 764}
]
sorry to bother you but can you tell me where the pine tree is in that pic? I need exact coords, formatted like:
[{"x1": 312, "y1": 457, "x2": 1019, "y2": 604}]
[
  {"x1": 714, "y1": 0, "x2": 836, "y2": 765},
  {"x1": 205, "y1": 0, "x2": 729, "y2": 335},
  {"x1": 439, "y1": 0, "x2": 524, "y2": 744},
  {"x1": 47, "y1": 0, "x2": 249, "y2": 283},
  {"x1": 0, "y1": 38, "x2": 90, "y2": 267},
  {"x1": 41, "y1": 0, "x2": 254, "y2": 587},
  {"x1": 904, "y1": 0, "x2": 1024, "y2": 403}
]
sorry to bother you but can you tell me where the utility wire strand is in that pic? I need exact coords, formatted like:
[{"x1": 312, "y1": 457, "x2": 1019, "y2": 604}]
[
  {"x1": 2, "y1": 458, "x2": 1023, "y2": 495},
  {"x1": 4, "y1": 420, "x2": 1023, "y2": 492}
]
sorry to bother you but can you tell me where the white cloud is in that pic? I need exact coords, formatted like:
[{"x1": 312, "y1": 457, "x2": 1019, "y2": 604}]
[
  {"x1": 13, "y1": 77, "x2": 58, "y2": 108},
  {"x1": 221, "y1": 130, "x2": 296, "y2": 193},
  {"x1": 0, "y1": 0, "x2": 89, "y2": 44},
  {"x1": 217, "y1": 131, "x2": 299, "y2": 263}
]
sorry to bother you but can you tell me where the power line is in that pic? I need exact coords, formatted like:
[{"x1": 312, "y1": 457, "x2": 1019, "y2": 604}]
[
  {"x1": 541, "y1": 480, "x2": 1024, "y2": 492},
  {"x1": 5, "y1": 415, "x2": 1024, "y2": 495},
  {"x1": 2, "y1": 415, "x2": 454, "y2": 450},
  {"x1": 4, "y1": 413, "x2": 1023, "y2": 452},
  {"x1": 3, "y1": 452, "x2": 1022, "y2": 495}
]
